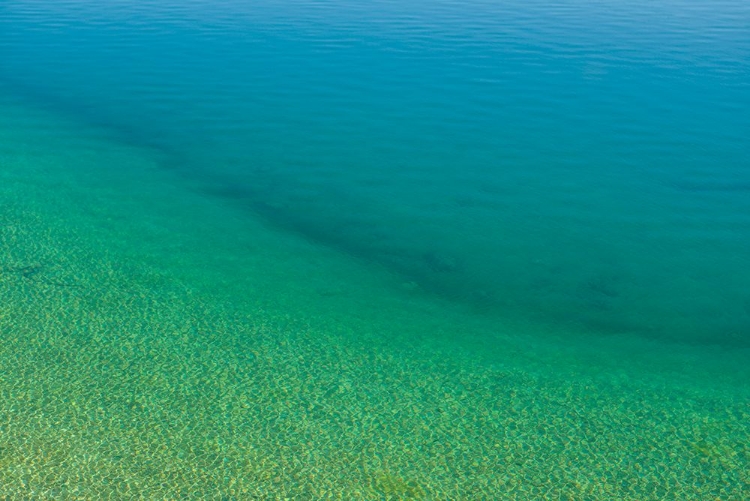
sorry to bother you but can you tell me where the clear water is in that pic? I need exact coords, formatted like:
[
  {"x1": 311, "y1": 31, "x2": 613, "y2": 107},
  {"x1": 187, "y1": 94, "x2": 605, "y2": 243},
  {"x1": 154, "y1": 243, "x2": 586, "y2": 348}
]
[{"x1": 0, "y1": 0, "x2": 748, "y2": 498}]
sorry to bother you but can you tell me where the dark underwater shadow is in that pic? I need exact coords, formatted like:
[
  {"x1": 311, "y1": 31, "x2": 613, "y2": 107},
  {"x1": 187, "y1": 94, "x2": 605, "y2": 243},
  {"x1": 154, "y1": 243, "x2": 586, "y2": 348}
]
[{"x1": 3, "y1": 75, "x2": 749, "y2": 350}]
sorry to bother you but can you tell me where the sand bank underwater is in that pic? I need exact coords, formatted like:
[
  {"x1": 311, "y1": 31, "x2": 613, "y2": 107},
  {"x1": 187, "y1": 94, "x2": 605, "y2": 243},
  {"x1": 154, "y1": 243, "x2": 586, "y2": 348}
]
[{"x1": 0, "y1": 93, "x2": 748, "y2": 499}]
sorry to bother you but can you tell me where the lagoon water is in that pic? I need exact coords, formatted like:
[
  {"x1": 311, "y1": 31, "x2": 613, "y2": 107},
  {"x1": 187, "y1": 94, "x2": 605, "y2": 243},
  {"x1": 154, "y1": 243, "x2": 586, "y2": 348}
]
[{"x1": 1, "y1": 0, "x2": 749, "y2": 498}]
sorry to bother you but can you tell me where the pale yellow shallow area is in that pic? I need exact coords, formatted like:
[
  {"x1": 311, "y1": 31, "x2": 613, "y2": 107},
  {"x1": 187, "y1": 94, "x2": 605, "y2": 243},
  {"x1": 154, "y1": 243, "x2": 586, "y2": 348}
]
[{"x1": 0, "y1": 96, "x2": 747, "y2": 499}]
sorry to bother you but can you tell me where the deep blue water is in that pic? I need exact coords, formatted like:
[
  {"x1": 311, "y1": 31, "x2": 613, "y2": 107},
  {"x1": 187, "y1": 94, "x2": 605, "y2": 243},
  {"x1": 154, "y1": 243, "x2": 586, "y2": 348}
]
[{"x1": 1, "y1": 0, "x2": 749, "y2": 345}]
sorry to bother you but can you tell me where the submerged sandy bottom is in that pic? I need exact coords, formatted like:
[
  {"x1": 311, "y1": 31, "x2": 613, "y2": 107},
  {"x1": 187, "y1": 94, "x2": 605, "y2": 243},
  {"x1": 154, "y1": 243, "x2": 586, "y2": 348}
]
[{"x1": 0, "y1": 97, "x2": 748, "y2": 499}]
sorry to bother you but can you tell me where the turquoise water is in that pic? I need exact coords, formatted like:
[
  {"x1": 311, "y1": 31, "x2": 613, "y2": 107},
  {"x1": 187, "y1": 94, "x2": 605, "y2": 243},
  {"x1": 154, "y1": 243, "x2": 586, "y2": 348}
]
[
  {"x1": 2, "y1": 0, "x2": 750, "y2": 344},
  {"x1": 1, "y1": 0, "x2": 749, "y2": 498}
]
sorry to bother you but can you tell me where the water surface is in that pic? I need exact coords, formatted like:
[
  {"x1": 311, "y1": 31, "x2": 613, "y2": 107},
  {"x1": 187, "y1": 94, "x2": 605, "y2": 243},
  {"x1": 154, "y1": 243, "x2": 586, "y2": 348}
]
[{"x1": 0, "y1": 0, "x2": 748, "y2": 498}]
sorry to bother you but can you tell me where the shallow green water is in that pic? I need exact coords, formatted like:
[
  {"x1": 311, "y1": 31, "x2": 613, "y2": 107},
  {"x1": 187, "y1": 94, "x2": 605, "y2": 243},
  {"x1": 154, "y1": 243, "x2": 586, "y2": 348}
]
[{"x1": 0, "y1": 0, "x2": 749, "y2": 498}]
